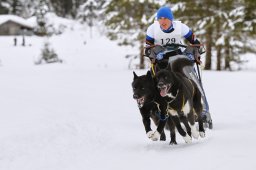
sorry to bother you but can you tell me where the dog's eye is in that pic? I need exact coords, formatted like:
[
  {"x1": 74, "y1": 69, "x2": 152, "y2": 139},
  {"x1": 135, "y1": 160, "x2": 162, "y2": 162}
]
[
  {"x1": 165, "y1": 76, "x2": 168, "y2": 80},
  {"x1": 141, "y1": 87, "x2": 145, "y2": 90}
]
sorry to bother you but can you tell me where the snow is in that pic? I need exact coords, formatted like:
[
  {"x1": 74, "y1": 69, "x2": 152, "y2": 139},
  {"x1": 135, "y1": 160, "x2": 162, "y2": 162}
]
[
  {"x1": 1, "y1": 19, "x2": 256, "y2": 170},
  {"x1": 0, "y1": 15, "x2": 33, "y2": 28}
]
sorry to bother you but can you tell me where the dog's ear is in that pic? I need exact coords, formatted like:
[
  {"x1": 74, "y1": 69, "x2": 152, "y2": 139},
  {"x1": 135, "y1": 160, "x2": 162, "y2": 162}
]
[
  {"x1": 133, "y1": 71, "x2": 138, "y2": 79},
  {"x1": 146, "y1": 70, "x2": 152, "y2": 79}
]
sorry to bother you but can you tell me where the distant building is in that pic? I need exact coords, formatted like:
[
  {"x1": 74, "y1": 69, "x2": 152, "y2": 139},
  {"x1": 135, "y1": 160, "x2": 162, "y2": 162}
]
[{"x1": 0, "y1": 15, "x2": 34, "y2": 36}]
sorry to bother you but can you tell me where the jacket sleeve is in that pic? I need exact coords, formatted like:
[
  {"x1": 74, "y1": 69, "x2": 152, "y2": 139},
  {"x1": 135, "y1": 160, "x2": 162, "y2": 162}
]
[
  {"x1": 181, "y1": 23, "x2": 201, "y2": 45},
  {"x1": 185, "y1": 31, "x2": 201, "y2": 45}
]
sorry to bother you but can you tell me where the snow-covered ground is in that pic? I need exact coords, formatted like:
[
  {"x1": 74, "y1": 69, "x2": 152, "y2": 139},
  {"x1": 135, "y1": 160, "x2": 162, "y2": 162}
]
[{"x1": 1, "y1": 23, "x2": 256, "y2": 170}]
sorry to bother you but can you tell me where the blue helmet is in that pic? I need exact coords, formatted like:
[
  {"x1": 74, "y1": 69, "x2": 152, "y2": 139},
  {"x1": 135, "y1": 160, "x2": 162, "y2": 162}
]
[{"x1": 157, "y1": 7, "x2": 174, "y2": 21}]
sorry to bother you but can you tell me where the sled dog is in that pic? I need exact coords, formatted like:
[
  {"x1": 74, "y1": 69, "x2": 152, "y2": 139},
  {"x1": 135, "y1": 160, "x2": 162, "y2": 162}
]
[
  {"x1": 155, "y1": 57, "x2": 206, "y2": 143},
  {"x1": 132, "y1": 71, "x2": 177, "y2": 144}
]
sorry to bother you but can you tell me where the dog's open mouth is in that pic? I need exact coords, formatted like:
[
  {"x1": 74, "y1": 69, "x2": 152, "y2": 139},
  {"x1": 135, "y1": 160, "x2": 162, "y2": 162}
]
[
  {"x1": 136, "y1": 97, "x2": 145, "y2": 108},
  {"x1": 159, "y1": 84, "x2": 171, "y2": 97}
]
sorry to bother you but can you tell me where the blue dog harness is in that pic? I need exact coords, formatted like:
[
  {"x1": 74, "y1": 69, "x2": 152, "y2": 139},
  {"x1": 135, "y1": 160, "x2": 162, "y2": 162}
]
[{"x1": 155, "y1": 111, "x2": 169, "y2": 121}]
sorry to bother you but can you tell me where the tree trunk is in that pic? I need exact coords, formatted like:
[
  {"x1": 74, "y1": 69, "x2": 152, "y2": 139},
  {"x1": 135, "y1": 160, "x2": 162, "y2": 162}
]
[
  {"x1": 139, "y1": 40, "x2": 145, "y2": 69},
  {"x1": 216, "y1": 45, "x2": 221, "y2": 70},
  {"x1": 216, "y1": 11, "x2": 222, "y2": 71},
  {"x1": 205, "y1": 26, "x2": 212, "y2": 70},
  {"x1": 224, "y1": 37, "x2": 231, "y2": 70}
]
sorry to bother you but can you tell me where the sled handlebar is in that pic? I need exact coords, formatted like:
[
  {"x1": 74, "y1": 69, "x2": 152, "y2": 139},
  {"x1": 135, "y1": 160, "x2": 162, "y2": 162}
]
[
  {"x1": 145, "y1": 43, "x2": 204, "y2": 49},
  {"x1": 144, "y1": 43, "x2": 205, "y2": 62}
]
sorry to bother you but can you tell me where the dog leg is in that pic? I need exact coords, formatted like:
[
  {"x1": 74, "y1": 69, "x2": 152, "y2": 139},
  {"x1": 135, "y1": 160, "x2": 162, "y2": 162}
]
[
  {"x1": 187, "y1": 112, "x2": 199, "y2": 139},
  {"x1": 151, "y1": 102, "x2": 168, "y2": 141},
  {"x1": 199, "y1": 131, "x2": 205, "y2": 138},
  {"x1": 171, "y1": 115, "x2": 192, "y2": 143},
  {"x1": 160, "y1": 131, "x2": 166, "y2": 141},
  {"x1": 169, "y1": 131, "x2": 177, "y2": 145},
  {"x1": 183, "y1": 133, "x2": 192, "y2": 143},
  {"x1": 180, "y1": 115, "x2": 192, "y2": 137},
  {"x1": 198, "y1": 118, "x2": 206, "y2": 138},
  {"x1": 194, "y1": 110, "x2": 206, "y2": 138},
  {"x1": 192, "y1": 87, "x2": 206, "y2": 137},
  {"x1": 167, "y1": 117, "x2": 177, "y2": 145},
  {"x1": 190, "y1": 124, "x2": 199, "y2": 139}
]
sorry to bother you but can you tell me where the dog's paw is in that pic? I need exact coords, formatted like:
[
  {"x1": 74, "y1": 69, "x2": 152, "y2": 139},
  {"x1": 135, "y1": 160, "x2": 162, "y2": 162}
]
[
  {"x1": 191, "y1": 125, "x2": 199, "y2": 139},
  {"x1": 169, "y1": 140, "x2": 177, "y2": 145},
  {"x1": 183, "y1": 133, "x2": 192, "y2": 143},
  {"x1": 149, "y1": 131, "x2": 161, "y2": 141},
  {"x1": 146, "y1": 131, "x2": 154, "y2": 139},
  {"x1": 199, "y1": 131, "x2": 206, "y2": 138}
]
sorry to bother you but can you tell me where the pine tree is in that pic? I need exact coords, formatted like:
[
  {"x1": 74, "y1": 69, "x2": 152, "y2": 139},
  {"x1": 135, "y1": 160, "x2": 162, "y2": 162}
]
[
  {"x1": 19, "y1": 0, "x2": 40, "y2": 18},
  {"x1": 234, "y1": 0, "x2": 256, "y2": 53},
  {"x1": 35, "y1": 0, "x2": 49, "y2": 36},
  {"x1": 77, "y1": 0, "x2": 104, "y2": 25},
  {"x1": 170, "y1": 0, "x2": 251, "y2": 70},
  {"x1": 0, "y1": 0, "x2": 9, "y2": 14},
  {"x1": 49, "y1": 0, "x2": 84, "y2": 18},
  {"x1": 11, "y1": 0, "x2": 23, "y2": 15},
  {"x1": 217, "y1": 0, "x2": 256, "y2": 70},
  {"x1": 49, "y1": 0, "x2": 66, "y2": 17},
  {"x1": 170, "y1": 0, "x2": 215, "y2": 70},
  {"x1": 76, "y1": 0, "x2": 104, "y2": 38},
  {"x1": 0, "y1": 0, "x2": 22, "y2": 15},
  {"x1": 103, "y1": 0, "x2": 161, "y2": 69}
]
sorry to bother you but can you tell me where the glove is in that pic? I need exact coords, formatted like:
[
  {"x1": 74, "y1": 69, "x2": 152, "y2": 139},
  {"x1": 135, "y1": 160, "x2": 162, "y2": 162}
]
[
  {"x1": 145, "y1": 47, "x2": 151, "y2": 57},
  {"x1": 195, "y1": 55, "x2": 201, "y2": 65},
  {"x1": 156, "y1": 52, "x2": 164, "y2": 60},
  {"x1": 194, "y1": 48, "x2": 202, "y2": 65}
]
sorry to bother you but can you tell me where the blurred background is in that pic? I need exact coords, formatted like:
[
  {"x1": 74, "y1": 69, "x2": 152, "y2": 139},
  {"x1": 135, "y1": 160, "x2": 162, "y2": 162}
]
[{"x1": 0, "y1": 0, "x2": 255, "y2": 70}]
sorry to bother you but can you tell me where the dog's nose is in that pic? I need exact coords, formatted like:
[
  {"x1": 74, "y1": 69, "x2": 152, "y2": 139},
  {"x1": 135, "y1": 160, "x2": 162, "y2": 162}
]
[
  {"x1": 133, "y1": 94, "x2": 139, "y2": 99},
  {"x1": 158, "y1": 82, "x2": 164, "y2": 88}
]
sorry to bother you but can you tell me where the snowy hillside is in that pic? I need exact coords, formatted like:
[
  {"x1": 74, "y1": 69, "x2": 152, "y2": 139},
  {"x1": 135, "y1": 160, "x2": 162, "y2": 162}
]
[{"x1": 1, "y1": 20, "x2": 256, "y2": 170}]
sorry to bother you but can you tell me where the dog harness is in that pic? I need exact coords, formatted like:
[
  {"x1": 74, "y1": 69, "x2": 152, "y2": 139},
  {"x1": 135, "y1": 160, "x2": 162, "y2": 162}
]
[
  {"x1": 155, "y1": 111, "x2": 169, "y2": 121},
  {"x1": 154, "y1": 102, "x2": 169, "y2": 121},
  {"x1": 151, "y1": 63, "x2": 156, "y2": 76},
  {"x1": 167, "y1": 88, "x2": 193, "y2": 113}
]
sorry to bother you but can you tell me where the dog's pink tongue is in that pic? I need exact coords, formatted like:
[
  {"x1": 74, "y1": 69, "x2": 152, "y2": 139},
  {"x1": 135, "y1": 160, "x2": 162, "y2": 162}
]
[{"x1": 160, "y1": 90, "x2": 167, "y2": 97}]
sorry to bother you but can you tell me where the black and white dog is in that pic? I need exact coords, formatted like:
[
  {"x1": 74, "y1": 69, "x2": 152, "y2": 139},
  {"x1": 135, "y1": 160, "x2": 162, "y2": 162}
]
[
  {"x1": 155, "y1": 57, "x2": 206, "y2": 143},
  {"x1": 132, "y1": 71, "x2": 177, "y2": 144}
]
